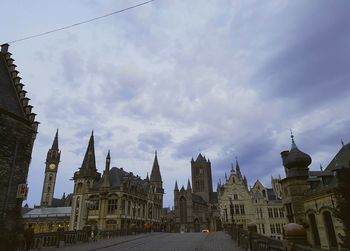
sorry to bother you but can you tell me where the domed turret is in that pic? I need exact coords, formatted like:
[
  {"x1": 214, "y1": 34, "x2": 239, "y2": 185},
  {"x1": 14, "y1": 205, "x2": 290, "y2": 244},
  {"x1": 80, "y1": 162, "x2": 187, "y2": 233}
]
[{"x1": 281, "y1": 132, "x2": 311, "y2": 177}]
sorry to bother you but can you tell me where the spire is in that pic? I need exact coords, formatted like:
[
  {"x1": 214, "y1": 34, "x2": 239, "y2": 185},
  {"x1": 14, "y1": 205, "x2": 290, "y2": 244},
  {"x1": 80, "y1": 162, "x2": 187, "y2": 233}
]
[
  {"x1": 320, "y1": 164, "x2": 323, "y2": 171},
  {"x1": 146, "y1": 172, "x2": 149, "y2": 181},
  {"x1": 105, "y1": 150, "x2": 111, "y2": 172},
  {"x1": 225, "y1": 172, "x2": 228, "y2": 181},
  {"x1": 51, "y1": 129, "x2": 59, "y2": 150},
  {"x1": 341, "y1": 139, "x2": 345, "y2": 147},
  {"x1": 180, "y1": 185, "x2": 185, "y2": 191},
  {"x1": 290, "y1": 129, "x2": 298, "y2": 150},
  {"x1": 150, "y1": 150, "x2": 162, "y2": 182},
  {"x1": 231, "y1": 163, "x2": 235, "y2": 173},
  {"x1": 235, "y1": 157, "x2": 242, "y2": 178},
  {"x1": 80, "y1": 131, "x2": 97, "y2": 172},
  {"x1": 187, "y1": 179, "x2": 191, "y2": 190},
  {"x1": 174, "y1": 180, "x2": 179, "y2": 191}
]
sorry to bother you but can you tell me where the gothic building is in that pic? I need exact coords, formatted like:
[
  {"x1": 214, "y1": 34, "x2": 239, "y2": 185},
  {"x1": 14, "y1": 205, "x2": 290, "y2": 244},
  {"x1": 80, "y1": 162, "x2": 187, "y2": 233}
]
[
  {"x1": 280, "y1": 134, "x2": 348, "y2": 249},
  {"x1": 217, "y1": 160, "x2": 287, "y2": 239},
  {"x1": 69, "y1": 132, "x2": 163, "y2": 231},
  {"x1": 173, "y1": 154, "x2": 220, "y2": 232},
  {"x1": 0, "y1": 43, "x2": 39, "y2": 250}
]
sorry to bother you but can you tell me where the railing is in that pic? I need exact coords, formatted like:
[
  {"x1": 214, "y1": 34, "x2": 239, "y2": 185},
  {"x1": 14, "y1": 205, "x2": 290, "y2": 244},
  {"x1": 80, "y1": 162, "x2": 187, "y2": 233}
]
[
  {"x1": 227, "y1": 225, "x2": 327, "y2": 251},
  {"x1": 30, "y1": 228, "x2": 147, "y2": 250}
]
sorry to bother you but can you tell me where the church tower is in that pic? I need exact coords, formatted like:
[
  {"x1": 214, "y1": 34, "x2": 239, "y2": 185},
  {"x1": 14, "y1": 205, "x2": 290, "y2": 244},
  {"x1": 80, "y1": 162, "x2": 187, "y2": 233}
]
[
  {"x1": 150, "y1": 151, "x2": 164, "y2": 207},
  {"x1": 40, "y1": 129, "x2": 61, "y2": 207},
  {"x1": 70, "y1": 131, "x2": 100, "y2": 230},
  {"x1": 191, "y1": 153, "x2": 213, "y2": 203}
]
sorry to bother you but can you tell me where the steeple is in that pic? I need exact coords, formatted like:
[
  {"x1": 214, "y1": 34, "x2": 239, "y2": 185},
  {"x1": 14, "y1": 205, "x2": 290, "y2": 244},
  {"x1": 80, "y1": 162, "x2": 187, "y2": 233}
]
[
  {"x1": 51, "y1": 129, "x2": 59, "y2": 150},
  {"x1": 235, "y1": 158, "x2": 242, "y2": 178},
  {"x1": 187, "y1": 179, "x2": 192, "y2": 190},
  {"x1": 150, "y1": 150, "x2": 162, "y2": 182},
  {"x1": 100, "y1": 150, "x2": 112, "y2": 189},
  {"x1": 146, "y1": 172, "x2": 149, "y2": 181},
  {"x1": 290, "y1": 129, "x2": 298, "y2": 150},
  {"x1": 105, "y1": 149, "x2": 111, "y2": 172},
  {"x1": 75, "y1": 131, "x2": 100, "y2": 180},
  {"x1": 174, "y1": 180, "x2": 179, "y2": 191}
]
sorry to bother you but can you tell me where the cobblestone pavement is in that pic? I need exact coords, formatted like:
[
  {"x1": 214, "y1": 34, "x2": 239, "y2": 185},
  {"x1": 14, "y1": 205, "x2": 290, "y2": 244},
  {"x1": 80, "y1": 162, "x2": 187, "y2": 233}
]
[{"x1": 54, "y1": 232, "x2": 241, "y2": 251}]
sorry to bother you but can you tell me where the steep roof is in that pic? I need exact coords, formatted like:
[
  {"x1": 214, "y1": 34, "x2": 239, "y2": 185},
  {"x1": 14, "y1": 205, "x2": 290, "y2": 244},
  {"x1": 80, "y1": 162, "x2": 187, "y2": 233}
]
[
  {"x1": 150, "y1": 151, "x2": 162, "y2": 182},
  {"x1": 94, "y1": 167, "x2": 149, "y2": 192},
  {"x1": 326, "y1": 142, "x2": 350, "y2": 171},
  {"x1": 0, "y1": 44, "x2": 38, "y2": 130},
  {"x1": 195, "y1": 153, "x2": 206, "y2": 162}
]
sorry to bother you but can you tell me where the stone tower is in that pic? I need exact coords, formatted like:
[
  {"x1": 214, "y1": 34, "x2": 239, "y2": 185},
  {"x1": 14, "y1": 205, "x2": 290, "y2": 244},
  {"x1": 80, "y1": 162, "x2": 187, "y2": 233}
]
[
  {"x1": 0, "y1": 43, "x2": 39, "y2": 250},
  {"x1": 150, "y1": 151, "x2": 164, "y2": 207},
  {"x1": 280, "y1": 133, "x2": 311, "y2": 224},
  {"x1": 191, "y1": 153, "x2": 213, "y2": 203},
  {"x1": 40, "y1": 129, "x2": 61, "y2": 207},
  {"x1": 69, "y1": 131, "x2": 100, "y2": 230}
]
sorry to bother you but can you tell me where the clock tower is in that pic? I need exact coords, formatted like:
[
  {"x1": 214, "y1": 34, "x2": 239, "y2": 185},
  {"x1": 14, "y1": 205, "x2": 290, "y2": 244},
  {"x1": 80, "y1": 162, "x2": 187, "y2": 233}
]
[{"x1": 40, "y1": 129, "x2": 61, "y2": 207}]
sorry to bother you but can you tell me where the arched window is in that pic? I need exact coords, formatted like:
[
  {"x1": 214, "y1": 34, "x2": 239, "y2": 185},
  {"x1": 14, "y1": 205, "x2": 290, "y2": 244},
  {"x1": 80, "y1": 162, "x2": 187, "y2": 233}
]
[
  {"x1": 308, "y1": 213, "x2": 320, "y2": 246},
  {"x1": 179, "y1": 197, "x2": 187, "y2": 224},
  {"x1": 323, "y1": 211, "x2": 337, "y2": 247}
]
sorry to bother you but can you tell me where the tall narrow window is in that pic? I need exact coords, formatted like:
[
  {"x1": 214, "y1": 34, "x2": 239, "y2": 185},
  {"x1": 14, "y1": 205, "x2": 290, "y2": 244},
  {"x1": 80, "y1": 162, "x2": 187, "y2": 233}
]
[
  {"x1": 323, "y1": 211, "x2": 337, "y2": 247},
  {"x1": 308, "y1": 214, "x2": 320, "y2": 246},
  {"x1": 180, "y1": 197, "x2": 187, "y2": 224}
]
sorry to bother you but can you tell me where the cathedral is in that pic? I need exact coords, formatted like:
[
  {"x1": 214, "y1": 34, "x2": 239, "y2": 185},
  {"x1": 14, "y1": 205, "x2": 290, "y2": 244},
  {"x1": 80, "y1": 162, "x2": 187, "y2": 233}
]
[
  {"x1": 173, "y1": 154, "x2": 220, "y2": 232},
  {"x1": 69, "y1": 132, "x2": 164, "y2": 231}
]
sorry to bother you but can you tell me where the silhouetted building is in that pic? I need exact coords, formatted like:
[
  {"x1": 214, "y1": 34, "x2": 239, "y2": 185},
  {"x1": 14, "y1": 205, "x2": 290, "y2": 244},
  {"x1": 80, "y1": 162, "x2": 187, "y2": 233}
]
[{"x1": 0, "y1": 43, "x2": 39, "y2": 250}]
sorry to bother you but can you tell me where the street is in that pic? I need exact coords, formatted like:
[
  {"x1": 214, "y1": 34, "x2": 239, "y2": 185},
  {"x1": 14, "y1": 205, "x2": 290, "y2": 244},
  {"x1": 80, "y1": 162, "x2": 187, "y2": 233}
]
[{"x1": 55, "y1": 232, "x2": 239, "y2": 251}]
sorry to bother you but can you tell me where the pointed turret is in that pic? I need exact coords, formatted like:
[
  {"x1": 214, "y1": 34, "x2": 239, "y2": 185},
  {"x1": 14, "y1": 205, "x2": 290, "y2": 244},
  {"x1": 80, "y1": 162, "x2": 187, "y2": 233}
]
[
  {"x1": 174, "y1": 180, "x2": 179, "y2": 191},
  {"x1": 150, "y1": 150, "x2": 162, "y2": 182},
  {"x1": 180, "y1": 185, "x2": 185, "y2": 192},
  {"x1": 146, "y1": 172, "x2": 149, "y2": 181},
  {"x1": 101, "y1": 150, "x2": 111, "y2": 189},
  {"x1": 235, "y1": 158, "x2": 242, "y2": 178},
  {"x1": 187, "y1": 179, "x2": 192, "y2": 190},
  {"x1": 105, "y1": 149, "x2": 111, "y2": 172}
]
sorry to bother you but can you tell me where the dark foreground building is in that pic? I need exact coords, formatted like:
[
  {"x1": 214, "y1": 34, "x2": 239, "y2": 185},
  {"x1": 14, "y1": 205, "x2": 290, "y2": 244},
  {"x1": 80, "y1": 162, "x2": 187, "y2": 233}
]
[{"x1": 0, "y1": 44, "x2": 38, "y2": 250}]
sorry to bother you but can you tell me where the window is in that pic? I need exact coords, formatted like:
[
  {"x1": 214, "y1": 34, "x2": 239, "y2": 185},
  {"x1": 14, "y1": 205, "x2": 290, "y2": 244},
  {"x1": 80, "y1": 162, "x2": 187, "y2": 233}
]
[
  {"x1": 257, "y1": 208, "x2": 263, "y2": 219},
  {"x1": 261, "y1": 224, "x2": 265, "y2": 234},
  {"x1": 107, "y1": 199, "x2": 118, "y2": 214},
  {"x1": 270, "y1": 224, "x2": 275, "y2": 234},
  {"x1": 279, "y1": 208, "x2": 284, "y2": 218},
  {"x1": 121, "y1": 200, "x2": 125, "y2": 214},
  {"x1": 276, "y1": 223, "x2": 281, "y2": 234},
  {"x1": 273, "y1": 208, "x2": 279, "y2": 218},
  {"x1": 268, "y1": 208, "x2": 273, "y2": 218},
  {"x1": 127, "y1": 201, "x2": 131, "y2": 215},
  {"x1": 240, "y1": 205, "x2": 245, "y2": 215},
  {"x1": 233, "y1": 194, "x2": 238, "y2": 200},
  {"x1": 308, "y1": 214, "x2": 320, "y2": 246},
  {"x1": 235, "y1": 205, "x2": 240, "y2": 214}
]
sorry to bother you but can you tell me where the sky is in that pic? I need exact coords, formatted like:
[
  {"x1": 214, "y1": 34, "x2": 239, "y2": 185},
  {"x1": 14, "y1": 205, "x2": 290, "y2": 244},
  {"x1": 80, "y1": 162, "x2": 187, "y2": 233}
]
[{"x1": 2, "y1": 0, "x2": 350, "y2": 208}]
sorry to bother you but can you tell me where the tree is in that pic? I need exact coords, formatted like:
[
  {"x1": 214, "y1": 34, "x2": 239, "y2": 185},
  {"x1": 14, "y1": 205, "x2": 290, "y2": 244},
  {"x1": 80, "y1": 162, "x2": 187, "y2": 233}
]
[{"x1": 334, "y1": 167, "x2": 350, "y2": 248}]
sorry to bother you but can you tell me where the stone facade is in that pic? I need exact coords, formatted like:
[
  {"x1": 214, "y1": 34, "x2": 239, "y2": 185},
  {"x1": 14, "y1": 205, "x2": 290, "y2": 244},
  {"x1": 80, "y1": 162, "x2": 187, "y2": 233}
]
[
  {"x1": 218, "y1": 161, "x2": 287, "y2": 239},
  {"x1": 69, "y1": 132, "x2": 163, "y2": 231},
  {"x1": 280, "y1": 134, "x2": 349, "y2": 249},
  {"x1": 173, "y1": 154, "x2": 220, "y2": 232},
  {"x1": 0, "y1": 44, "x2": 39, "y2": 250}
]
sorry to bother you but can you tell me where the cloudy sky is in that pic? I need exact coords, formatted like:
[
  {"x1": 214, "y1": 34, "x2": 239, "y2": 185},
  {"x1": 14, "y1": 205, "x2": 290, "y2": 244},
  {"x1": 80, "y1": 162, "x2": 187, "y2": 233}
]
[{"x1": 3, "y1": 0, "x2": 350, "y2": 208}]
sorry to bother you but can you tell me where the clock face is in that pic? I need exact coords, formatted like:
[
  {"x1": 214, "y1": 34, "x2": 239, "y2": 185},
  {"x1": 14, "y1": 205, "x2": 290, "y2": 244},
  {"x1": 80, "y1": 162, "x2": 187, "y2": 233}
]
[{"x1": 49, "y1": 163, "x2": 56, "y2": 170}]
